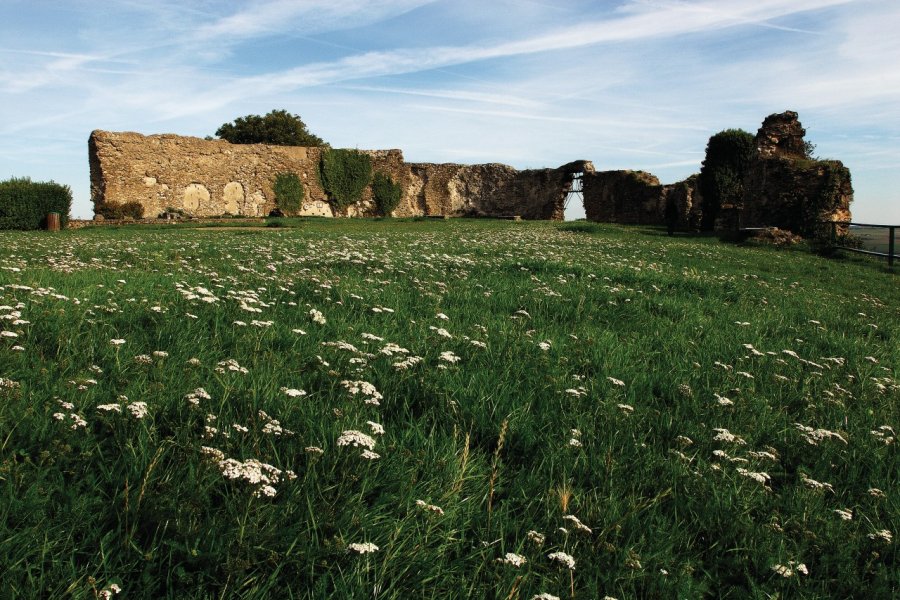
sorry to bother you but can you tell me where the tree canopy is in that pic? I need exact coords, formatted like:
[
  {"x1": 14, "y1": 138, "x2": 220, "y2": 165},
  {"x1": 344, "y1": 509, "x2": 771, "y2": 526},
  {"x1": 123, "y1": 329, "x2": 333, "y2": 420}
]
[
  {"x1": 698, "y1": 129, "x2": 755, "y2": 231},
  {"x1": 215, "y1": 109, "x2": 328, "y2": 147}
]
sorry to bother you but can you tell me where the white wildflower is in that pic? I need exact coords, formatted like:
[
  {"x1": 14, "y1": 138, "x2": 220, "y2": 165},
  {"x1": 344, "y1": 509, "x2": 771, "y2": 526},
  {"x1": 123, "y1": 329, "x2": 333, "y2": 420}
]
[
  {"x1": 360, "y1": 449, "x2": 381, "y2": 460},
  {"x1": 281, "y1": 387, "x2": 307, "y2": 398},
  {"x1": 127, "y1": 402, "x2": 148, "y2": 419},
  {"x1": 800, "y1": 474, "x2": 834, "y2": 493},
  {"x1": 548, "y1": 551, "x2": 576, "y2": 570},
  {"x1": 367, "y1": 421, "x2": 385, "y2": 435},
  {"x1": 337, "y1": 430, "x2": 376, "y2": 450},
  {"x1": 834, "y1": 509, "x2": 853, "y2": 521},
  {"x1": 867, "y1": 529, "x2": 893, "y2": 544},
  {"x1": 347, "y1": 542, "x2": 379, "y2": 554},
  {"x1": 563, "y1": 514, "x2": 592, "y2": 534},
  {"x1": 439, "y1": 351, "x2": 461, "y2": 363},
  {"x1": 496, "y1": 552, "x2": 527, "y2": 568},
  {"x1": 309, "y1": 308, "x2": 326, "y2": 325},
  {"x1": 415, "y1": 500, "x2": 445, "y2": 515},
  {"x1": 526, "y1": 530, "x2": 545, "y2": 545},
  {"x1": 606, "y1": 377, "x2": 625, "y2": 387},
  {"x1": 736, "y1": 468, "x2": 771, "y2": 486}
]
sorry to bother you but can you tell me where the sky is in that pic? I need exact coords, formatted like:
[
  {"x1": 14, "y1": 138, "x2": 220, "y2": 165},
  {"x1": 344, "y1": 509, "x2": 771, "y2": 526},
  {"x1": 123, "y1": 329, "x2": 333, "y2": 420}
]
[{"x1": 1, "y1": 0, "x2": 899, "y2": 222}]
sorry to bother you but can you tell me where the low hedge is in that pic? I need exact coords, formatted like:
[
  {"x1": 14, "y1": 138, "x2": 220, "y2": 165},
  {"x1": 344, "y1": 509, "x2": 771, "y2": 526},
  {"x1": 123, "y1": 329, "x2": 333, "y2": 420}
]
[
  {"x1": 95, "y1": 201, "x2": 145, "y2": 220},
  {"x1": 0, "y1": 177, "x2": 72, "y2": 230}
]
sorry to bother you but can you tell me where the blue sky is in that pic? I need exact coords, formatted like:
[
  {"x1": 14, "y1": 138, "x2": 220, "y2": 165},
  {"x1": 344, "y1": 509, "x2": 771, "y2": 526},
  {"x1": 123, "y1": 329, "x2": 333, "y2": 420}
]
[{"x1": 2, "y1": 0, "x2": 899, "y2": 222}]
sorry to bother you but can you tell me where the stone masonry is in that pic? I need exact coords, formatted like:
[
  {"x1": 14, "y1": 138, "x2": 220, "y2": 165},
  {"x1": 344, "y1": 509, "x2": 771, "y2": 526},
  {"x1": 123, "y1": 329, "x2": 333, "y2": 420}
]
[
  {"x1": 89, "y1": 110, "x2": 851, "y2": 233},
  {"x1": 89, "y1": 130, "x2": 585, "y2": 220}
]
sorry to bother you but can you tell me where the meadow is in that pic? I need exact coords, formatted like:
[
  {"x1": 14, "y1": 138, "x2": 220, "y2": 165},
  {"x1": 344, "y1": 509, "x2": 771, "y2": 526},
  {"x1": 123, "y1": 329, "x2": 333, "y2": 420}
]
[{"x1": 0, "y1": 219, "x2": 896, "y2": 599}]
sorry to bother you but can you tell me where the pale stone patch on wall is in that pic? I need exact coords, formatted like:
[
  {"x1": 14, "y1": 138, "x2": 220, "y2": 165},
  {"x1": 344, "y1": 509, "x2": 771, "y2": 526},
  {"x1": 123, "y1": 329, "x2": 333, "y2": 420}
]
[
  {"x1": 143, "y1": 176, "x2": 157, "y2": 186},
  {"x1": 300, "y1": 200, "x2": 334, "y2": 217},
  {"x1": 183, "y1": 183, "x2": 210, "y2": 213},
  {"x1": 223, "y1": 182, "x2": 243, "y2": 215}
]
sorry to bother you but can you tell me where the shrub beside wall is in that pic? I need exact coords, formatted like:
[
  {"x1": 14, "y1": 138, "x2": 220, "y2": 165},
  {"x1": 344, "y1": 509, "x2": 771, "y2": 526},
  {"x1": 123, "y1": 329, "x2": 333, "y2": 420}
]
[
  {"x1": 273, "y1": 172, "x2": 305, "y2": 215},
  {"x1": 0, "y1": 177, "x2": 72, "y2": 230},
  {"x1": 319, "y1": 149, "x2": 372, "y2": 211},
  {"x1": 372, "y1": 172, "x2": 402, "y2": 216},
  {"x1": 95, "y1": 201, "x2": 144, "y2": 220}
]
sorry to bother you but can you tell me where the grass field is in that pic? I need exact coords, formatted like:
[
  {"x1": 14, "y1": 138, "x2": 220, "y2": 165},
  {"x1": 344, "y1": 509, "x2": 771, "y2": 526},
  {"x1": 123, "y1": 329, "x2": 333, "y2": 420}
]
[{"x1": 0, "y1": 219, "x2": 897, "y2": 599}]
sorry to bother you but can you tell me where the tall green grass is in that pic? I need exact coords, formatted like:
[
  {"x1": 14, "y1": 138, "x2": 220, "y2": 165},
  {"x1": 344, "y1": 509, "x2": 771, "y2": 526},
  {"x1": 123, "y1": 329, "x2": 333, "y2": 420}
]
[{"x1": 0, "y1": 220, "x2": 896, "y2": 598}]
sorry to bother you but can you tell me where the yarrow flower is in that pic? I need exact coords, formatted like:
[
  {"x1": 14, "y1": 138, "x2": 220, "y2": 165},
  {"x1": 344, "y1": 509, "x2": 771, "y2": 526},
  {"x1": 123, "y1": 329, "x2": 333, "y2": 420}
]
[
  {"x1": 439, "y1": 351, "x2": 461, "y2": 363},
  {"x1": 548, "y1": 551, "x2": 576, "y2": 570},
  {"x1": 127, "y1": 402, "x2": 148, "y2": 419},
  {"x1": 347, "y1": 542, "x2": 379, "y2": 554},
  {"x1": 526, "y1": 530, "x2": 545, "y2": 545},
  {"x1": 337, "y1": 430, "x2": 377, "y2": 450},
  {"x1": 771, "y1": 561, "x2": 808, "y2": 578},
  {"x1": 496, "y1": 552, "x2": 527, "y2": 567},
  {"x1": 867, "y1": 529, "x2": 893, "y2": 544},
  {"x1": 281, "y1": 387, "x2": 307, "y2": 398},
  {"x1": 340, "y1": 380, "x2": 383, "y2": 405},
  {"x1": 415, "y1": 500, "x2": 445, "y2": 516},
  {"x1": 309, "y1": 308, "x2": 326, "y2": 325},
  {"x1": 563, "y1": 514, "x2": 592, "y2": 534}
]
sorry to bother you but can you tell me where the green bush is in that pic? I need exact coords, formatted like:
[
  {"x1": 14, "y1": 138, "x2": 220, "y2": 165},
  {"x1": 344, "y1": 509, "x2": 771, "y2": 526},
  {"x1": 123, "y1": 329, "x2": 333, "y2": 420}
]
[
  {"x1": 319, "y1": 149, "x2": 372, "y2": 211},
  {"x1": 216, "y1": 109, "x2": 328, "y2": 147},
  {"x1": 95, "y1": 201, "x2": 144, "y2": 220},
  {"x1": 371, "y1": 172, "x2": 402, "y2": 216},
  {"x1": 273, "y1": 172, "x2": 305, "y2": 215},
  {"x1": 698, "y1": 129, "x2": 754, "y2": 231},
  {"x1": 0, "y1": 177, "x2": 72, "y2": 230}
]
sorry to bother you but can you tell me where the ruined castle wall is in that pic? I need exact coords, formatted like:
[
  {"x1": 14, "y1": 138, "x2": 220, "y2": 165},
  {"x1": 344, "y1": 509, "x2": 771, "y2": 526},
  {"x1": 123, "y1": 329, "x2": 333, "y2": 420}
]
[
  {"x1": 90, "y1": 130, "x2": 578, "y2": 220},
  {"x1": 89, "y1": 130, "x2": 336, "y2": 218},
  {"x1": 583, "y1": 170, "x2": 666, "y2": 225},
  {"x1": 740, "y1": 112, "x2": 853, "y2": 235}
]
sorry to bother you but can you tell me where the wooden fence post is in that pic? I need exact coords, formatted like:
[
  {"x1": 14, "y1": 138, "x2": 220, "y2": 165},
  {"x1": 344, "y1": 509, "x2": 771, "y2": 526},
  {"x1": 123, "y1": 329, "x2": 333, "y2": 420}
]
[{"x1": 47, "y1": 212, "x2": 60, "y2": 231}]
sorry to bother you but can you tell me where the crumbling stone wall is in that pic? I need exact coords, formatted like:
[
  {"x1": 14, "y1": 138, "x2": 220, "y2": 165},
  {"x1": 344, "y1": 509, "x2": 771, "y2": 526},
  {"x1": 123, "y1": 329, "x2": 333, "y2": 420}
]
[
  {"x1": 89, "y1": 131, "x2": 331, "y2": 218},
  {"x1": 583, "y1": 170, "x2": 665, "y2": 224},
  {"x1": 89, "y1": 130, "x2": 581, "y2": 220},
  {"x1": 402, "y1": 160, "x2": 591, "y2": 220},
  {"x1": 582, "y1": 111, "x2": 852, "y2": 235},
  {"x1": 739, "y1": 111, "x2": 853, "y2": 235}
]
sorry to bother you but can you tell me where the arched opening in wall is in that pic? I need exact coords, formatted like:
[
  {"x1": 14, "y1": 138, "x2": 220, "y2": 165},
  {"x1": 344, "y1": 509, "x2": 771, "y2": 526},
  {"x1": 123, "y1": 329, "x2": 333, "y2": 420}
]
[{"x1": 563, "y1": 172, "x2": 584, "y2": 221}]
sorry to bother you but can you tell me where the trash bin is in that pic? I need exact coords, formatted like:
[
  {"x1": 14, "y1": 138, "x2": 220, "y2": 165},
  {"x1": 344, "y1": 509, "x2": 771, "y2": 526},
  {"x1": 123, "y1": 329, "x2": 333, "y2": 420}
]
[{"x1": 47, "y1": 212, "x2": 60, "y2": 231}]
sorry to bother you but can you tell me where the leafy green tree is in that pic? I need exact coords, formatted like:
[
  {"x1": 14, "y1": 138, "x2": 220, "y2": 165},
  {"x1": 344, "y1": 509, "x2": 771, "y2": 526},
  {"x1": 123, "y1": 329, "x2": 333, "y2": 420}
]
[
  {"x1": 698, "y1": 129, "x2": 755, "y2": 230},
  {"x1": 371, "y1": 172, "x2": 402, "y2": 216},
  {"x1": 319, "y1": 149, "x2": 372, "y2": 211},
  {"x1": 215, "y1": 109, "x2": 328, "y2": 147},
  {"x1": 273, "y1": 172, "x2": 305, "y2": 215}
]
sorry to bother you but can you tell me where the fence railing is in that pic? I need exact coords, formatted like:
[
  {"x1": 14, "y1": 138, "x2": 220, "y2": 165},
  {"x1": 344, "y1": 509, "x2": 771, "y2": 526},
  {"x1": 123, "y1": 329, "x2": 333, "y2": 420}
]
[{"x1": 820, "y1": 221, "x2": 897, "y2": 267}]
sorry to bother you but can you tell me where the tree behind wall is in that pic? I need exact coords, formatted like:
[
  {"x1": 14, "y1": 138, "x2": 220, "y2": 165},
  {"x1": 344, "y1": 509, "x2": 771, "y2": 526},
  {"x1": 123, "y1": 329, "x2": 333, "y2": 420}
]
[
  {"x1": 0, "y1": 177, "x2": 72, "y2": 230},
  {"x1": 215, "y1": 109, "x2": 328, "y2": 147},
  {"x1": 698, "y1": 129, "x2": 754, "y2": 231}
]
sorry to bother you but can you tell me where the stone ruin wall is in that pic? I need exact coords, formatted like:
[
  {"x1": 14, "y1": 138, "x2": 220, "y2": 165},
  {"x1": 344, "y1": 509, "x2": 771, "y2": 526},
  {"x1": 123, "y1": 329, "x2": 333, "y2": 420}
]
[
  {"x1": 89, "y1": 110, "x2": 851, "y2": 234},
  {"x1": 582, "y1": 111, "x2": 852, "y2": 234},
  {"x1": 89, "y1": 130, "x2": 581, "y2": 221}
]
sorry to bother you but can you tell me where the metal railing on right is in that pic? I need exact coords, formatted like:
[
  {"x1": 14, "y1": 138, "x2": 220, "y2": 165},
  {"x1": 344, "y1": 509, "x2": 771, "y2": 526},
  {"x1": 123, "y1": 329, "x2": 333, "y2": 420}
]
[{"x1": 819, "y1": 221, "x2": 897, "y2": 267}]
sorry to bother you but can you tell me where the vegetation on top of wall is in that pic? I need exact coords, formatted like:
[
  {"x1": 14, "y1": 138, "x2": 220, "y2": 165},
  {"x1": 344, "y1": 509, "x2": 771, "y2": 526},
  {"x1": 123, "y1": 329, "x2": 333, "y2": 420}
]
[
  {"x1": 0, "y1": 177, "x2": 72, "y2": 230},
  {"x1": 95, "y1": 201, "x2": 144, "y2": 220},
  {"x1": 698, "y1": 129, "x2": 755, "y2": 231},
  {"x1": 273, "y1": 172, "x2": 305, "y2": 216},
  {"x1": 319, "y1": 149, "x2": 373, "y2": 212},
  {"x1": 215, "y1": 109, "x2": 328, "y2": 147},
  {"x1": 371, "y1": 172, "x2": 402, "y2": 217}
]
